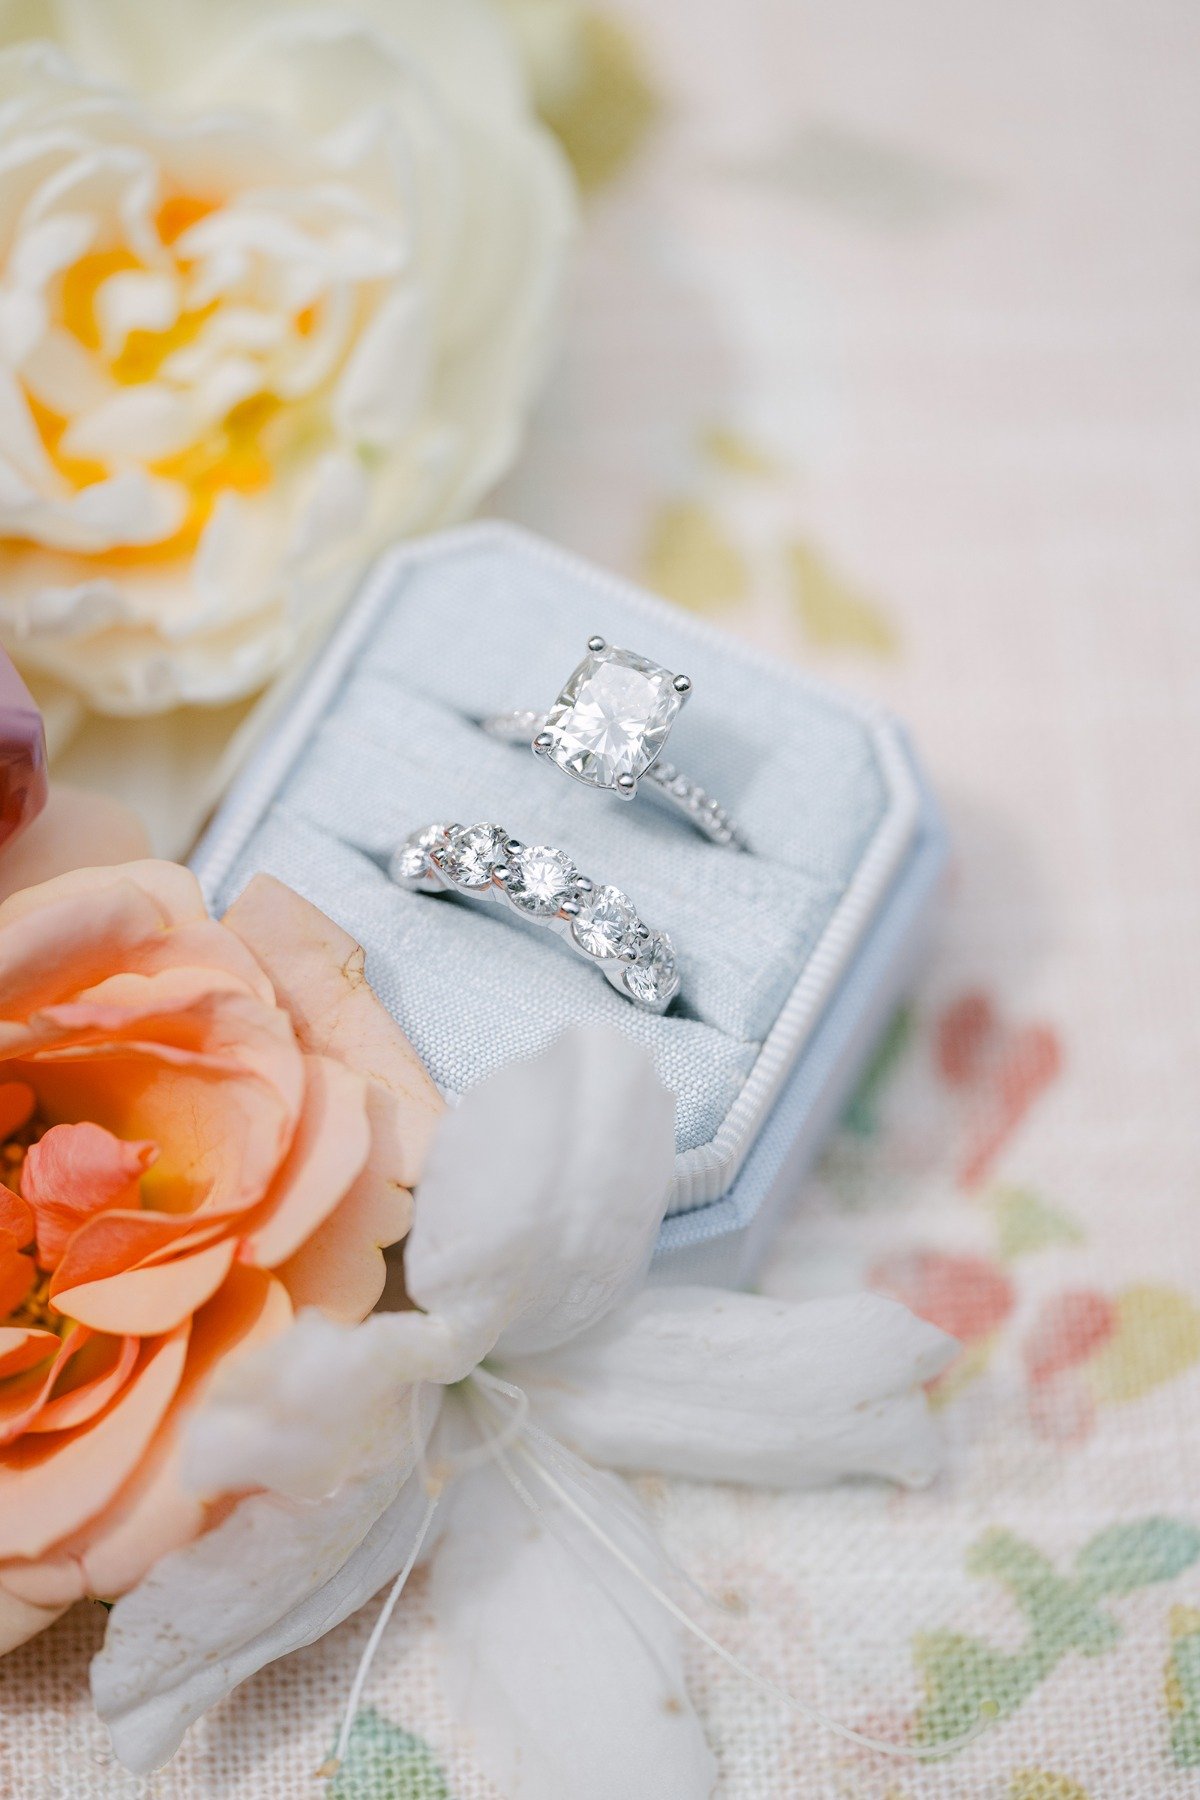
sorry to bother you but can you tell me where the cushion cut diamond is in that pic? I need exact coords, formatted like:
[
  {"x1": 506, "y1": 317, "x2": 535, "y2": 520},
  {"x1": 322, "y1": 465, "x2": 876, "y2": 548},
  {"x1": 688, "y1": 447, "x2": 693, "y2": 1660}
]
[{"x1": 543, "y1": 645, "x2": 682, "y2": 789}]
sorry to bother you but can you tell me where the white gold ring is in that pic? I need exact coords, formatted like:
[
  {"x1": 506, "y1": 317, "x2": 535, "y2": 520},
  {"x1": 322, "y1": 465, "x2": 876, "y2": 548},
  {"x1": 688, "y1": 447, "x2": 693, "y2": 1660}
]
[
  {"x1": 389, "y1": 821, "x2": 680, "y2": 1012},
  {"x1": 479, "y1": 638, "x2": 747, "y2": 850}
]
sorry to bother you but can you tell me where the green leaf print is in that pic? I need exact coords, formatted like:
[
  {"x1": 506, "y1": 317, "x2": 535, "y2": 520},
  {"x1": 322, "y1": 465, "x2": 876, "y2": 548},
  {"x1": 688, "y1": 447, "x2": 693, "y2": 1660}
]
[
  {"x1": 1075, "y1": 1520, "x2": 1200, "y2": 1598},
  {"x1": 914, "y1": 1519, "x2": 1200, "y2": 1748},
  {"x1": 1167, "y1": 1608, "x2": 1200, "y2": 1766},
  {"x1": 326, "y1": 1708, "x2": 452, "y2": 1800}
]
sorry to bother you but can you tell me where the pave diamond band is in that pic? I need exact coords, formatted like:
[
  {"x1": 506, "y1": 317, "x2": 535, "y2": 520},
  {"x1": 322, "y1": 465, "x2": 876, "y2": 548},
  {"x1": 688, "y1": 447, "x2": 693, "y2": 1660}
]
[
  {"x1": 391, "y1": 823, "x2": 680, "y2": 1012},
  {"x1": 389, "y1": 822, "x2": 681, "y2": 1012},
  {"x1": 479, "y1": 638, "x2": 747, "y2": 850}
]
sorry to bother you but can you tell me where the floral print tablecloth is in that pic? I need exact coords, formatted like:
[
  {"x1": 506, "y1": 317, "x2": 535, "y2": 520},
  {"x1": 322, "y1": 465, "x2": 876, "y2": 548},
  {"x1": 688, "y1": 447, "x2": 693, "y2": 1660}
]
[{"x1": 4, "y1": 2, "x2": 1198, "y2": 1795}]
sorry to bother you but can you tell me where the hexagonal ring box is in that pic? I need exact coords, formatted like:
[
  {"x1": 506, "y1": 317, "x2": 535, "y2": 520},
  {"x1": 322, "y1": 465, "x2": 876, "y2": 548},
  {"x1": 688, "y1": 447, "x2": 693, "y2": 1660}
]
[{"x1": 191, "y1": 523, "x2": 946, "y2": 1286}]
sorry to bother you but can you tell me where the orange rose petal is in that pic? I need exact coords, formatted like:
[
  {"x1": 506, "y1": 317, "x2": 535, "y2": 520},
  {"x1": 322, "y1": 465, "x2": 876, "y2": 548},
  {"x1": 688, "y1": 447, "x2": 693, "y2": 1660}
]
[
  {"x1": 0, "y1": 1367, "x2": 53, "y2": 1438},
  {"x1": 189, "y1": 1263, "x2": 295, "y2": 1369},
  {"x1": 241, "y1": 1054, "x2": 371, "y2": 1270},
  {"x1": 225, "y1": 874, "x2": 443, "y2": 1185},
  {"x1": 23, "y1": 1122, "x2": 158, "y2": 1271},
  {"x1": 35, "y1": 964, "x2": 286, "y2": 1059},
  {"x1": 0, "y1": 1546, "x2": 88, "y2": 1608},
  {"x1": 0, "y1": 871, "x2": 191, "y2": 1018},
  {"x1": 28, "y1": 1333, "x2": 139, "y2": 1434},
  {"x1": 49, "y1": 1209, "x2": 211, "y2": 1296},
  {"x1": 16, "y1": 1267, "x2": 294, "y2": 1606},
  {"x1": 0, "y1": 1461, "x2": 205, "y2": 1611},
  {"x1": 0, "y1": 1578, "x2": 65, "y2": 1654},
  {"x1": 0, "y1": 1082, "x2": 34, "y2": 1142},
  {"x1": 0, "y1": 1325, "x2": 188, "y2": 1559},
  {"x1": 0, "y1": 1327, "x2": 90, "y2": 1446},
  {"x1": 0, "y1": 1233, "x2": 35, "y2": 1318},
  {"x1": 0, "y1": 859, "x2": 204, "y2": 937},
  {"x1": 51, "y1": 1238, "x2": 237, "y2": 1336},
  {"x1": 0, "y1": 1185, "x2": 34, "y2": 1247},
  {"x1": 0, "y1": 1327, "x2": 58, "y2": 1381},
  {"x1": 80, "y1": 1271, "x2": 293, "y2": 1597},
  {"x1": 13, "y1": 959, "x2": 303, "y2": 1104},
  {"x1": 27, "y1": 1032, "x2": 300, "y2": 1219},
  {"x1": 131, "y1": 918, "x2": 277, "y2": 1002},
  {"x1": 0, "y1": 856, "x2": 272, "y2": 1017},
  {"x1": 276, "y1": 1168, "x2": 412, "y2": 1324}
]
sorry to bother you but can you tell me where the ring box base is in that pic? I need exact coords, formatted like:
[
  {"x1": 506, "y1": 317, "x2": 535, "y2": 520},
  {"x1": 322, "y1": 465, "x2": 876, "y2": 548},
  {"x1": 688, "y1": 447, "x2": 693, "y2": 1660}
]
[{"x1": 191, "y1": 522, "x2": 946, "y2": 1286}]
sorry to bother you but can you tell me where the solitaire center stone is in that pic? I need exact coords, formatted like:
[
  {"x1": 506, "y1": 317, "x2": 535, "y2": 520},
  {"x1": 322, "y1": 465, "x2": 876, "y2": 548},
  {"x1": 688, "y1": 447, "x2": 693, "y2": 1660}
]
[{"x1": 543, "y1": 646, "x2": 682, "y2": 788}]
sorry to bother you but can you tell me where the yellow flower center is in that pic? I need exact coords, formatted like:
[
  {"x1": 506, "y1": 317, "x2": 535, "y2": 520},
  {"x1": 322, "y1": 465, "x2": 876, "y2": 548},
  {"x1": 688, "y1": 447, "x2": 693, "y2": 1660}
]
[
  {"x1": 7, "y1": 1266, "x2": 58, "y2": 1336},
  {"x1": 12, "y1": 192, "x2": 298, "y2": 562}
]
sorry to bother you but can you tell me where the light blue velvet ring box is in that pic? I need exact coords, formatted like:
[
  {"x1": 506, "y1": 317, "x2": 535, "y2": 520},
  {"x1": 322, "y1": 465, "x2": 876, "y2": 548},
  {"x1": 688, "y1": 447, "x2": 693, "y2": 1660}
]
[{"x1": 191, "y1": 523, "x2": 945, "y2": 1286}]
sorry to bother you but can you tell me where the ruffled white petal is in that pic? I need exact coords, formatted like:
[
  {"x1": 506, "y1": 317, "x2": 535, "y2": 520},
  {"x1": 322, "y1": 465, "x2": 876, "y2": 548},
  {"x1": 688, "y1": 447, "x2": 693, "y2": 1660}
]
[
  {"x1": 406, "y1": 1025, "x2": 677, "y2": 1366},
  {"x1": 0, "y1": 10, "x2": 575, "y2": 719},
  {"x1": 505, "y1": 1287, "x2": 958, "y2": 1490},
  {"x1": 92, "y1": 1459, "x2": 438, "y2": 1774},
  {"x1": 429, "y1": 1451, "x2": 717, "y2": 1800},
  {"x1": 182, "y1": 1308, "x2": 443, "y2": 1500}
]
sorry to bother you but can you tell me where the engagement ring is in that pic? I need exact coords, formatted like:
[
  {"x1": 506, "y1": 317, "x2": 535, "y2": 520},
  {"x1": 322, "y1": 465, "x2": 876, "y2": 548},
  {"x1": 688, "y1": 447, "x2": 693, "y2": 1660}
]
[
  {"x1": 480, "y1": 638, "x2": 746, "y2": 849},
  {"x1": 390, "y1": 821, "x2": 680, "y2": 1012}
]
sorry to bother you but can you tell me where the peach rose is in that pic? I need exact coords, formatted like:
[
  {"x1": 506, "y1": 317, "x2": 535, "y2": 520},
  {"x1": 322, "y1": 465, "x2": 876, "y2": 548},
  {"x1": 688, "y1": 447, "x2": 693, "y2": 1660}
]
[{"x1": 0, "y1": 859, "x2": 441, "y2": 1653}]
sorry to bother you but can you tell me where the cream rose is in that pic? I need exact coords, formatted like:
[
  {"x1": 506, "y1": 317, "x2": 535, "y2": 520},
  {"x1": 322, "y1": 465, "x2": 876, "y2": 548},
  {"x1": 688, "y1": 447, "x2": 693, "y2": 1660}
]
[{"x1": 0, "y1": 0, "x2": 574, "y2": 715}]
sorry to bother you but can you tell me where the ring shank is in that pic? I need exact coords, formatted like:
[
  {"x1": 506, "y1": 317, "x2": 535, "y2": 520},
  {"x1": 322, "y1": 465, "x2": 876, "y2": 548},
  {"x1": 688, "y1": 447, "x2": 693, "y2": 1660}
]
[{"x1": 478, "y1": 710, "x2": 748, "y2": 851}]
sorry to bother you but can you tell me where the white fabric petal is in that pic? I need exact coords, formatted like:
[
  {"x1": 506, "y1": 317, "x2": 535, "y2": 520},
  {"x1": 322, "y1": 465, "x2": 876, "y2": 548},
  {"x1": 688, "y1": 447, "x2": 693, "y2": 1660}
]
[
  {"x1": 406, "y1": 1025, "x2": 677, "y2": 1365},
  {"x1": 429, "y1": 1449, "x2": 716, "y2": 1800},
  {"x1": 506, "y1": 1287, "x2": 958, "y2": 1490},
  {"x1": 93, "y1": 1459, "x2": 439, "y2": 1774},
  {"x1": 182, "y1": 1308, "x2": 445, "y2": 1500}
]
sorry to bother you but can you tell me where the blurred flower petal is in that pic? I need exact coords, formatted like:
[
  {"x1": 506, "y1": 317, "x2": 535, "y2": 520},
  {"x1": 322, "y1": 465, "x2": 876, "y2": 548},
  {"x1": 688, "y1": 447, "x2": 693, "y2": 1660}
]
[{"x1": 430, "y1": 1452, "x2": 716, "y2": 1800}]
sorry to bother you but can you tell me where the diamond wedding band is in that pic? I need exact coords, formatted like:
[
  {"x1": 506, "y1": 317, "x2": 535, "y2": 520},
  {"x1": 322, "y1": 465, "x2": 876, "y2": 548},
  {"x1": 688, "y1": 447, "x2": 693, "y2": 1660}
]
[
  {"x1": 479, "y1": 638, "x2": 747, "y2": 850},
  {"x1": 390, "y1": 821, "x2": 680, "y2": 1012}
]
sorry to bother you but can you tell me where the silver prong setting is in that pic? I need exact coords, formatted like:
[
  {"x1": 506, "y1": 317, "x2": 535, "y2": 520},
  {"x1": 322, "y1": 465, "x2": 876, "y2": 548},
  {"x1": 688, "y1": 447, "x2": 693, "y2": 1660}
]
[{"x1": 477, "y1": 644, "x2": 746, "y2": 848}]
